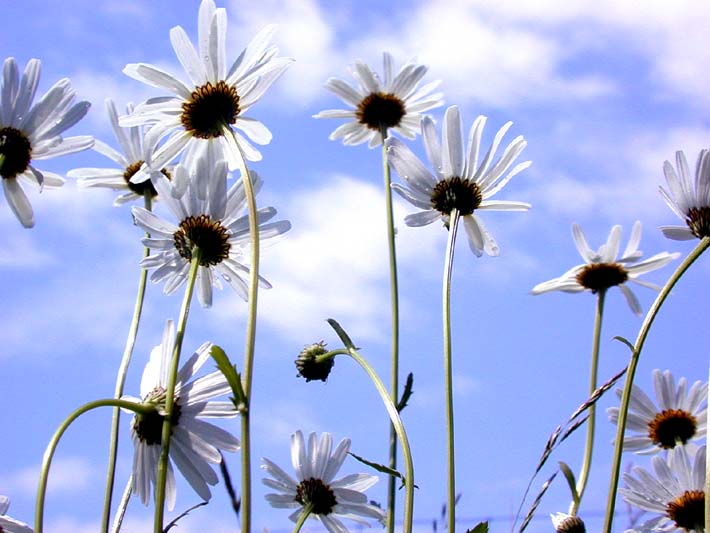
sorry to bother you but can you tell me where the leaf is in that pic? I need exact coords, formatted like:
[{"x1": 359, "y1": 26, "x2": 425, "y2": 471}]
[
  {"x1": 163, "y1": 501, "x2": 208, "y2": 532},
  {"x1": 209, "y1": 345, "x2": 246, "y2": 412},
  {"x1": 219, "y1": 452, "x2": 240, "y2": 518},
  {"x1": 613, "y1": 335, "x2": 635, "y2": 352},
  {"x1": 397, "y1": 372, "x2": 414, "y2": 412},
  {"x1": 558, "y1": 461, "x2": 579, "y2": 508},
  {"x1": 348, "y1": 452, "x2": 417, "y2": 489},
  {"x1": 326, "y1": 318, "x2": 357, "y2": 350},
  {"x1": 467, "y1": 521, "x2": 489, "y2": 533}
]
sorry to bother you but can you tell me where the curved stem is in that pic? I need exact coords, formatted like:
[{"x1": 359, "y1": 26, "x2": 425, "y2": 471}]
[
  {"x1": 35, "y1": 399, "x2": 151, "y2": 532},
  {"x1": 225, "y1": 127, "x2": 260, "y2": 533},
  {"x1": 110, "y1": 477, "x2": 133, "y2": 533},
  {"x1": 443, "y1": 209, "x2": 460, "y2": 533},
  {"x1": 570, "y1": 289, "x2": 606, "y2": 515},
  {"x1": 101, "y1": 193, "x2": 152, "y2": 533},
  {"x1": 602, "y1": 237, "x2": 710, "y2": 533},
  {"x1": 380, "y1": 126, "x2": 401, "y2": 533},
  {"x1": 345, "y1": 347, "x2": 415, "y2": 533},
  {"x1": 292, "y1": 504, "x2": 313, "y2": 533},
  {"x1": 154, "y1": 253, "x2": 200, "y2": 533}
]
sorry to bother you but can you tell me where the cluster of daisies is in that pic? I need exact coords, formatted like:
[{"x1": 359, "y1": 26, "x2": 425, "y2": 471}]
[{"x1": 2, "y1": 0, "x2": 709, "y2": 531}]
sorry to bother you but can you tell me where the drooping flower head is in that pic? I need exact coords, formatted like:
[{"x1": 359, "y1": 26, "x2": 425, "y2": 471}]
[
  {"x1": 659, "y1": 149, "x2": 710, "y2": 240},
  {"x1": 121, "y1": 0, "x2": 292, "y2": 177},
  {"x1": 0, "y1": 495, "x2": 33, "y2": 533},
  {"x1": 621, "y1": 445, "x2": 706, "y2": 532},
  {"x1": 387, "y1": 105, "x2": 531, "y2": 256},
  {"x1": 0, "y1": 57, "x2": 92, "y2": 227},
  {"x1": 314, "y1": 52, "x2": 444, "y2": 147},
  {"x1": 131, "y1": 146, "x2": 291, "y2": 307},
  {"x1": 124, "y1": 320, "x2": 240, "y2": 510},
  {"x1": 295, "y1": 341, "x2": 335, "y2": 383},
  {"x1": 68, "y1": 99, "x2": 172, "y2": 205},
  {"x1": 531, "y1": 221, "x2": 679, "y2": 315},
  {"x1": 608, "y1": 369, "x2": 707, "y2": 454},
  {"x1": 551, "y1": 512, "x2": 586, "y2": 533},
  {"x1": 261, "y1": 431, "x2": 386, "y2": 532}
]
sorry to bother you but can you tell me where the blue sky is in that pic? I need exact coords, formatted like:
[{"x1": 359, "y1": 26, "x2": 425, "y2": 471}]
[{"x1": 1, "y1": 0, "x2": 709, "y2": 531}]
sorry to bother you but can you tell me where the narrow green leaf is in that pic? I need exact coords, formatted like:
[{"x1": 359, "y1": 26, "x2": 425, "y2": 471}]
[
  {"x1": 558, "y1": 461, "x2": 579, "y2": 507},
  {"x1": 209, "y1": 345, "x2": 246, "y2": 412},
  {"x1": 467, "y1": 521, "x2": 489, "y2": 533},
  {"x1": 397, "y1": 372, "x2": 414, "y2": 412},
  {"x1": 326, "y1": 318, "x2": 356, "y2": 350},
  {"x1": 613, "y1": 335, "x2": 635, "y2": 352},
  {"x1": 348, "y1": 452, "x2": 417, "y2": 489}
]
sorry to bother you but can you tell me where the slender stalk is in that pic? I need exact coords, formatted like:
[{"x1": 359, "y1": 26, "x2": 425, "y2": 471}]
[
  {"x1": 569, "y1": 289, "x2": 606, "y2": 515},
  {"x1": 443, "y1": 209, "x2": 460, "y2": 533},
  {"x1": 225, "y1": 127, "x2": 261, "y2": 533},
  {"x1": 380, "y1": 126, "x2": 401, "y2": 533},
  {"x1": 602, "y1": 237, "x2": 710, "y2": 533},
  {"x1": 292, "y1": 504, "x2": 313, "y2": 533},
  {"x1": 343, "y1": 347, "x2": 415, "y2": 533},
  {"x1": 110, "y1": 477, "x2": 133, "y2": 533},
  {"x1": 153, "y1": 253, "x2": 201, "y2": 533},
  {"x1": 101, "y1": 193, "x2": 153, "y2": 533},
  {"x1": 35, "y1": 399, "x2": 151, "y2": 533}
]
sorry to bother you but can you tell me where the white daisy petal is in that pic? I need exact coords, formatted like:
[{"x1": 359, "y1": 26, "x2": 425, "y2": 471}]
[
  {"x1": 262, "y1": 431, "x2": 386, "y2": 528},
  {"x1": 533, "y1": 221, "x2": 677, "y2": 315},
  {"x1": 660, "y1": 148, "x2": 710, "y2": 240}
]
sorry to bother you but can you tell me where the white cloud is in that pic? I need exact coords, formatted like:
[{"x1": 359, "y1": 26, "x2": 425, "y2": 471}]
[{"x1": 2, "y1": 457, "x2": 95, "y2": 496}]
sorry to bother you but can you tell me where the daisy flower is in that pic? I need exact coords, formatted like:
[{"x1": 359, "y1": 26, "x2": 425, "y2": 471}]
[
  {"x1": 314, "y1": 52, "x2": 443, "y2": 147},
  {"x1": 386, "y1": 105, "x2": 531, "y2": 257},
  {"x1": 0, "y1": 496, "x2": 32, "y2": 533},
  {"x1": 121, "y1": 0, "x2": 292, "y2": 175},
  {"x1": 659, "y1": 149, "x2": 710, "y2": 240},
  {"x1": 607, "y1": 369, "x2": 707, "y2": 454},
  {"x1": 131, "y1": 147, "x2": 291, "y2": 307},
  {"x1": 261, "y1": 431, "x2": 387, "y2": 532},
  {"x1": 620, "y1": 445, "x2": 706, "y2": 532},
  {"x1": 125, "y1": 320, "x2": 240, "y2": 509},
  {"x1": 531, "y1": 221, "x2": 679, "y2": 315},
  {"x1": 67, "y1": 99, "x2": 171, "y2": 205},
  {"x1": 551, "y1": 512, "x2": 586, "y2": 533},
  {"x1": 0, "y1": 57, "x2": 92, "y2": 227}
]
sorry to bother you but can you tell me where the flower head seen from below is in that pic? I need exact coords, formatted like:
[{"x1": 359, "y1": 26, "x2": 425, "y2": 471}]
[
  {"x1": 295, "y1": 341, "x2": 335, "y2": 383},
  {"x1": 67, "y1": 99, "x2": 172, "y2": 205},
  {"x1": 608, "y1": 369, "x2": 707, "y2": 454},
  {"x1": 0, "y1": 57, "x2": 92, "y2": 227},
  {"x1": 659, "y1": 149, "x2": 710, "y2": 240},
  {"x1": 314, "y1": 52, "x2": 443, "y2": 147},
  {"x1": 261, "y1": 431, "x2": 387, "y2": 532},
  {"x1": 621, "y1": 445, "x2": 706, "y2": 532},
  {"x1": 131, "y1": 147, "x2": 291, "y2": 307},
  {"x1": 0, "y1": 495, "x2": 33, "y2": 533},
  {"x1": 387, "y1": 105, "x2": 531, "y2": 257},
  {"x1": 121, "y1": 0, "x2": 292, "y2": 176},
  {"x1": 531, "y1": 221, "x2": 679, "y2": 315},
  {"x1": 551, "y1": 512, "x2": 586, "y2": 533},
  {"x1": 125, "y1": 320, "x2": 240, "y2": 510}
]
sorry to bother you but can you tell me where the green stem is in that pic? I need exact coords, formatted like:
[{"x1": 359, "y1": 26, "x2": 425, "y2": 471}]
[
  {"x1": 443, "y1": 209, "x2": 460, "y2": 533},
  {"x1": 35, "y1": 399, "x2": 152, "y2": 533},
  {"x1": 101, "y1": 193, "x2": 152, "y2": 533},
  {"x1": 110, "y1": 477, "x2": 133, "y2": 533},
  {"x1": 225, "y1": 127, "x2": 260, "y2": 533},
  {"x1": 153, "y1": 253, "x2": 201, "y2": 533},
  {"x1": 570, "y1": 289, "x2": 606, "y2": 515},
  {"x1": 344, "y1": 346, "x2": 415, "y2": 533},
  {"x1": 602, "y1": 237, "x2": 710, "y2": 533},
  {"x1": 292, "y1": 504, "x2": 313, "y2": 533},
  {"x1": 380, "y1": 126, "x2": 401, "y2": 533}
]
